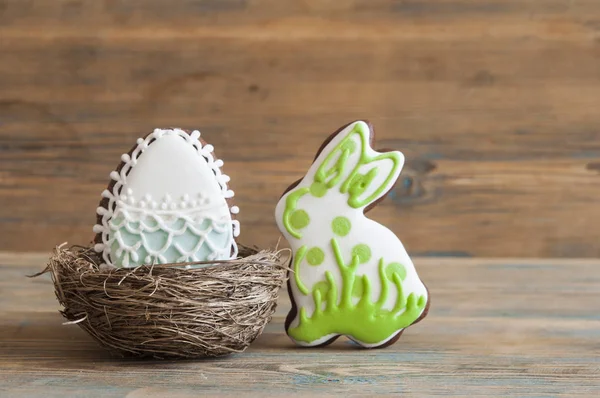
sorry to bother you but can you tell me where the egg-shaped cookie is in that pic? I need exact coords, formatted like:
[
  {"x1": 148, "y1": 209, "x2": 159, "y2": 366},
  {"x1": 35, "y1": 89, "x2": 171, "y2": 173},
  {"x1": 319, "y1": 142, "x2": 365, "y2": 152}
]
[{"x1": 93, "y1": 128, "x2": 240, "y2": 268}]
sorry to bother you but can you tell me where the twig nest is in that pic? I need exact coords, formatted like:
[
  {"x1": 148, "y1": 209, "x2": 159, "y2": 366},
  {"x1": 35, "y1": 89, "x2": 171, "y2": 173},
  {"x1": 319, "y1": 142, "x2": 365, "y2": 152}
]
[{"x1": 39, "y1": 245, "x2": 288, "y2": 359}]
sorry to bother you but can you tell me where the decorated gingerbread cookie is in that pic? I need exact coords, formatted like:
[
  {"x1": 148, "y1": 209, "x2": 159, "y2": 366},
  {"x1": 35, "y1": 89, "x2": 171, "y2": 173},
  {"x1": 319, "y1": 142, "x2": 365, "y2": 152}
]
[
  {"x1": 275, "y1": 121, "x2": 429, "y2": 348},
  {"x1": 93, "y1": 128, "x2": 240, "y2": 268}
]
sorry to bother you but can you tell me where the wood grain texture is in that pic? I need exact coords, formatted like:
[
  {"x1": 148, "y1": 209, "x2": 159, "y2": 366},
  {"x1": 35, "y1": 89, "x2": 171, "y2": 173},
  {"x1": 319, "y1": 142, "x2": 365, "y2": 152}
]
[
  {"x1": 1, "y1": 252, "x2": 599, "y2": 396},
  {"x1": 2, "y1": 1, "x2": 600, "y2": 257}
]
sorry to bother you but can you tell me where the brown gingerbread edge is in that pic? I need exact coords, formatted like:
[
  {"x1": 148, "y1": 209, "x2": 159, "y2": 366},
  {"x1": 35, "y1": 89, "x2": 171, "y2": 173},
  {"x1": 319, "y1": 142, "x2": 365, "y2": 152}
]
[
  {"x1": 93, "y1": 129, "x2": 238, "y2": 263},
  {"x1": 281, "y1": 120, "x2": 430, "y2": 348}
]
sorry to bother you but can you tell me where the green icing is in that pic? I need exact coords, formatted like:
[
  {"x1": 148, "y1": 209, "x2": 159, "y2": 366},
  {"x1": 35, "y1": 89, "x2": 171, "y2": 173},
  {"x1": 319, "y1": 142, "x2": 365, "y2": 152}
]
[
  {"x1": 351, "y1": 277, "x2": 363, "y2": 298},
  {"x1": 288, "y1": 238, "x2": 427, "y2": 345},
  {"x1": 386, "y1": 262, "x2": 407, "y2": 281},
  {"x1": 293, "y1": 246, "x2": 309, "y2": 295},
  {"x1": 306, "y1": 247, "x2": 325, "y2": 266},
  {"x1": 290, "y1": 209, "x2": 310, "y2": 230},
  {"x1": 283, "y1": 188, "x2": 310, "y2": 239},
  {"x1": 313, "y1": 281, "x2": 330, "y2": 296},
  {"x1": 312, "y1": 281, "x2": 330, "y2": 309},
  {"x1": 331, "y1": 216, "x2": 351, "y2": 237},
  {"x1": 351, "y1": 244, "x2": 371, "y2": 264},
  {"x1": 310, "y1": 182, "x2": 327, "y2": 198},
  {"x1": 347, "y1": 168, "x2": 378, "y2": 201},
  {"x1": 312, "y1": 122, "x2": 402, "y2": 208},
  {"x1": 341, "y1": 139, "x2": 357, "y2": 153},
  {"x1": 314, "y1": 137, "x2": 354, "y2": 190}
]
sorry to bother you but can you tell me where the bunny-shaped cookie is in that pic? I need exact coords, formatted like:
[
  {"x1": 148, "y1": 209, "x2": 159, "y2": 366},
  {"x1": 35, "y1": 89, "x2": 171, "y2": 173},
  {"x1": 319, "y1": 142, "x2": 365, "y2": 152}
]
[{"x1": 275, "y1": 121, "x2": 429, "y2": 348}]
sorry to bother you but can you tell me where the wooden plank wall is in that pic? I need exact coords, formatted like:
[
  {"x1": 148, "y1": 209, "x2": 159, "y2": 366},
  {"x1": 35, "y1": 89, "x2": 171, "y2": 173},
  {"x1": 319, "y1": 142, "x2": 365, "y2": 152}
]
[{"x1": 1, "y1": 0, "x2": 600, "y2": 257}]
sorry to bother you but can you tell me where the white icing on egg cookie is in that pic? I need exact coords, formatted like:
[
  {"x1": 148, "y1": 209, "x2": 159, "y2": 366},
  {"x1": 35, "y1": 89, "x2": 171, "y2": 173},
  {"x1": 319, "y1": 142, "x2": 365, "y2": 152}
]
[{"x1": 94, "y1": 128, "x2": 240, "y2": 268}]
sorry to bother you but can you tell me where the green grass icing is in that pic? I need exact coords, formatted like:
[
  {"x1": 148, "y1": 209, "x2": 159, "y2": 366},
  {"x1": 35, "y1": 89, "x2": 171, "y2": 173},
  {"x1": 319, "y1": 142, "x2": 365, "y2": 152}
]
[{"x1": 288, "y1": 238, "x2": 427, "y2": 345}]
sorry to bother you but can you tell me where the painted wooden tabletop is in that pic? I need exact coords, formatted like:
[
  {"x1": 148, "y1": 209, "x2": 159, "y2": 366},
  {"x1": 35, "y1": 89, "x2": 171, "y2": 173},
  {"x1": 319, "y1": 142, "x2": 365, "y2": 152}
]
[{"x1": 1, "y1": 252, "x2": 598, "y2": 397}]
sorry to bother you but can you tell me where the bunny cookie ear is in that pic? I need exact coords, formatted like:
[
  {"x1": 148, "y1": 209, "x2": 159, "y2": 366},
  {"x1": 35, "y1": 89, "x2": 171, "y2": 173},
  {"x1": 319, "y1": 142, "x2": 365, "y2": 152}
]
[
  {"x1": 311, "y1": 122, "x2": 366, "y2": 195},
  {"x1": 310, "y1": 121, "x2": 403, "y2": 208},
  {"x1": 343, "y1": 150, "x2": 404, "y2": 208},
  {"x1": 333, "y1": 122, "x2": 404, "y2": 209}
]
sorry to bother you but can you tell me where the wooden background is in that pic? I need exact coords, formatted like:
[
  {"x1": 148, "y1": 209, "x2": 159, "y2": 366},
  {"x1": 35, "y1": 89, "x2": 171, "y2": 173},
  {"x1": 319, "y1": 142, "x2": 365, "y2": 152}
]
[{"x1": 2, "y1": 0, "x2": 600, "y2": 257}]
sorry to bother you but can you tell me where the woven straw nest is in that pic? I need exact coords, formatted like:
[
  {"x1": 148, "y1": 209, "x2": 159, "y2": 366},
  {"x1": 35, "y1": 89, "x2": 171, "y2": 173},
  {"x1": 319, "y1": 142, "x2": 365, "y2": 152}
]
[{"x1": 35, "y1": 244, "x2": 289, "y2": 359}]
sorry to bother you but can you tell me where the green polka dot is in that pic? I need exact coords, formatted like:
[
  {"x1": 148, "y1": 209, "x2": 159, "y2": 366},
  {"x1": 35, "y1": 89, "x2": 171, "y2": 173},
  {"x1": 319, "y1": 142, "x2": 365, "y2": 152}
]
[
  {"x1": 306, "y1": 247, "x2": 325, "y2": 266},
  {"x1": 289, "y1": 209, "x2": 310, "y2": 230},
  {"x1": 351, "y1": 244, "x2": 371, "y2": 264},
  {"x1": 352, "y1": 279, "x2": 363, "y2": 298},
  {"x1": 310, "y1": 181, "x2": 327, "y2": 197},
  {"x1": 331, "y1": 216, "x2": 351, "y2": 237},
  {"x1": 312, "y1": 281, "x2": 329, "y2": 299},
  {"x1": 385, "y1": 262, "x2": 407, "y2": 281}
]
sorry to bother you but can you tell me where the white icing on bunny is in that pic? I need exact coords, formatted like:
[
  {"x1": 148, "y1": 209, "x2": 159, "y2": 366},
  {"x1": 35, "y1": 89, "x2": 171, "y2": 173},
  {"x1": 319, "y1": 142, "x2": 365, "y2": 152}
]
[
  {"x1": 94, "y1": 128, "x2": 240, "y2": 268},
  {"x1": 275, "y1": 121, "x2": 428, "y2": 347}
]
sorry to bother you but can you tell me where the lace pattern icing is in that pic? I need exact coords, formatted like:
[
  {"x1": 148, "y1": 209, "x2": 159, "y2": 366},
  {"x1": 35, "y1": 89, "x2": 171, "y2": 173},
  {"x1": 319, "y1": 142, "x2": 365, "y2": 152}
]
[{"x1": 93, "y1": 128, "x2": 240, "y2": 267}]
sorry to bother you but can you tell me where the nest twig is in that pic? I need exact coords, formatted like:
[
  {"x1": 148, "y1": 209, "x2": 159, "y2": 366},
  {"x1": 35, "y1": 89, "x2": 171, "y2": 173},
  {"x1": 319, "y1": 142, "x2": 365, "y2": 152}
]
[{"x1": 34, "y1": 245, "x2": 289, "y2": 359}]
